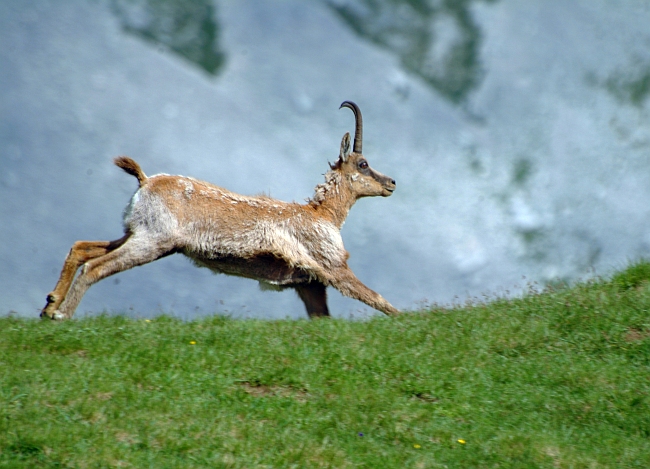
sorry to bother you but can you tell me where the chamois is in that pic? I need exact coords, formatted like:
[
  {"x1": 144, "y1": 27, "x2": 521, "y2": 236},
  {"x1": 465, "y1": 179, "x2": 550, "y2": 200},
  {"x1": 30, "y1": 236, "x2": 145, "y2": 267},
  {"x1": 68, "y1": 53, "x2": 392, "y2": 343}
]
[{"x1": 41, "y1": 101, "x2": 399, "y2": 320}]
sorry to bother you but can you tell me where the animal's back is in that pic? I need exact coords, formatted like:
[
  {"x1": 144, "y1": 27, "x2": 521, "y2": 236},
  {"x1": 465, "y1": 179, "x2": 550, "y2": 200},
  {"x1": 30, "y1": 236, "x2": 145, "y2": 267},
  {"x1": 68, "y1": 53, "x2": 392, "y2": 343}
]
[{"x1": 124, "y1": 174, "x2": 346, "y2": 270}]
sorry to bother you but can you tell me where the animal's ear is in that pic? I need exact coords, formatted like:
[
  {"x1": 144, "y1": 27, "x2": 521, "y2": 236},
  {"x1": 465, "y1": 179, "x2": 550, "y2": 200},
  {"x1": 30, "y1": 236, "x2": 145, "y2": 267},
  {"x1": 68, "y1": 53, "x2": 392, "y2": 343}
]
[{"x1": 340, "y1": 132, "x2": 351, "y2": 162}]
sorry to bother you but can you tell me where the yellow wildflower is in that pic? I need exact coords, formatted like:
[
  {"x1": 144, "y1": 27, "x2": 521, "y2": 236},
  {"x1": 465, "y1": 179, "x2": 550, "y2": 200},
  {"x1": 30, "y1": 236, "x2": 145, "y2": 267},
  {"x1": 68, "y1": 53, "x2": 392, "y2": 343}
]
[
  {"x1": 413, "y1": 444, "x2": 421, "y2": 449},
  {"x1": 458, "y1": 439, "x2": 466, "y2": 444},
  {"x1": 189, "y1": 340, "x2": 197, "y2": 345}
]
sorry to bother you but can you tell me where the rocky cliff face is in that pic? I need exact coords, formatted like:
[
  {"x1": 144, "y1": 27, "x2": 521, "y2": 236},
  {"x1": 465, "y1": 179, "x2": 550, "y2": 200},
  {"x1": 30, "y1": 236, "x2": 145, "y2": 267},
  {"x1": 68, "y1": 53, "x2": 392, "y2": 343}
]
[{"x1": 2, "y1": 0, "x2": 650, "y2": 318}]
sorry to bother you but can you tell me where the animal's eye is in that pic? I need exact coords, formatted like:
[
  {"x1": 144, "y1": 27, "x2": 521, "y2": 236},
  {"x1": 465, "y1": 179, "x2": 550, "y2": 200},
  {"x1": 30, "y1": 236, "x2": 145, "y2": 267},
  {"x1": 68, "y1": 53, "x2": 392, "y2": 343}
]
[{"x1": 359, "y1": 161, "x2": 368, "y2": 169}]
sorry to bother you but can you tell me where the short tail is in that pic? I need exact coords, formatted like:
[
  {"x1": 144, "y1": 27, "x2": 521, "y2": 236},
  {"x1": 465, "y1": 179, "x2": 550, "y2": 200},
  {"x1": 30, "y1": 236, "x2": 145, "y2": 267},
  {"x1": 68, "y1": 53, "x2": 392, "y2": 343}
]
[{"x1": 114, "y1": 156, "x2": 147, "y2": 186}]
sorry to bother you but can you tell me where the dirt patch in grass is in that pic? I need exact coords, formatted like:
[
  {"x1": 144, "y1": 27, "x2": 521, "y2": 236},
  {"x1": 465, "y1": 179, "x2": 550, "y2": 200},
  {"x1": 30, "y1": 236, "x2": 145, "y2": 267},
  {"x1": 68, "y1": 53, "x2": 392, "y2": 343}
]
[
  {"x1": 625, "y1": 328, "x2": 650, "y2": 342},
  {"x1": 238, "y1": 381, "x2": 309, "y2": 401}
]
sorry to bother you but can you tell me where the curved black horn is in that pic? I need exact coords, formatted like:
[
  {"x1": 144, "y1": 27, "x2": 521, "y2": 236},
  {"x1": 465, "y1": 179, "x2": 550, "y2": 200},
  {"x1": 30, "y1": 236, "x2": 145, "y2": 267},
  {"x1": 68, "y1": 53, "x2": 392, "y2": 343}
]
[{"x1": 339, "y1": 101, "x2": 363, "y2": 153}]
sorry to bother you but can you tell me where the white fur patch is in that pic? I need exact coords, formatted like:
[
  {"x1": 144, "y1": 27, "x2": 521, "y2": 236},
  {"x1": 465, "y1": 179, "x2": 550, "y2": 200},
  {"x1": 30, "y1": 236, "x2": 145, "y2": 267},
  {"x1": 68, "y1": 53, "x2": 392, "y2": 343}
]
[
  {"x1": 123, "y1": 189, "x2": 179, "y2": 236},
  {"x1": 180, "y1": 180, "x2": 195, "y2": 198}
]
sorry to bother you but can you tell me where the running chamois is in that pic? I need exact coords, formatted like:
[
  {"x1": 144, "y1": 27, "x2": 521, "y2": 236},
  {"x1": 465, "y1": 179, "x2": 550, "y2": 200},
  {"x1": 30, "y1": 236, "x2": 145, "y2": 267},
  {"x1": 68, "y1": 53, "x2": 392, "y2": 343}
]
[{"x1": 41, "y1": 101, "x2": 399, "y2": 320}]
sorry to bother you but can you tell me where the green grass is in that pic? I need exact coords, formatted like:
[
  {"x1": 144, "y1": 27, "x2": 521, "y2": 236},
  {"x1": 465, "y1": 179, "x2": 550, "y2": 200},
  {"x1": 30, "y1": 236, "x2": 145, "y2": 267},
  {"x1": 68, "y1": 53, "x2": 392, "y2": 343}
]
[{"x1": 2, "y1": 263, "x2": 650, "y2": 468}]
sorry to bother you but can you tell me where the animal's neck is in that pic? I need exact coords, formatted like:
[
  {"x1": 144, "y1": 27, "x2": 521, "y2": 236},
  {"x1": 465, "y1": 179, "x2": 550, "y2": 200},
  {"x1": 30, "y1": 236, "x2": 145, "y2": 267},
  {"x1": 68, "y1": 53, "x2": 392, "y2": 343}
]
[{"x1": 309, "y1": 170, "x2": 357, "y2": 228}]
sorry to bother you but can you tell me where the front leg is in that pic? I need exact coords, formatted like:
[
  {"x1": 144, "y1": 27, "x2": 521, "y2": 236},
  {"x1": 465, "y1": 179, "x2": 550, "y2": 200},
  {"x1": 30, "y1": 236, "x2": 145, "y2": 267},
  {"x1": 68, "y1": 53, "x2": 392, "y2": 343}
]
[
  {"x1": 294, "y1": 281, "x2": 330, "y2": 318},
  {"x1": 325, "y1": 266, "x2": 400, "y2": 316}
]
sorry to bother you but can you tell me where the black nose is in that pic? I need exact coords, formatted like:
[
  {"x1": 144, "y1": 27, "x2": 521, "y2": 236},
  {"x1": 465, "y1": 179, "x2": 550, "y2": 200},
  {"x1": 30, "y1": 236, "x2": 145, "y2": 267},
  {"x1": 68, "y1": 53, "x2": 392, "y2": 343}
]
[{"x1": 391, "y1": 179, "x2": 396, "y2": 185}]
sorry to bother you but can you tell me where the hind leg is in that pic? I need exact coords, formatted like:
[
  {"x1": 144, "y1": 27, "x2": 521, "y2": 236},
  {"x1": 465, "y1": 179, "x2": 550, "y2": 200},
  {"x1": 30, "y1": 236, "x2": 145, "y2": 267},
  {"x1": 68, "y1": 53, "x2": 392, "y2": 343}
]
[
  {"x1": 49, "y1": 234, "x2": 174, "y2": 320},
  {"x1": 41, "y1": 234, "x2": 131, "y2": 319},
  {"x1": 295, "y1": 281, "x2": 330, "y2": 318}
]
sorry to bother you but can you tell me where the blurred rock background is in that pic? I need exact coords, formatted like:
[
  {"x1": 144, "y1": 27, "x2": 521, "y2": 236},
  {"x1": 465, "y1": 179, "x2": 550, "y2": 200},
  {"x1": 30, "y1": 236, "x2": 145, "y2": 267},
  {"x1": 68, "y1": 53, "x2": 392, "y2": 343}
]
[{"x1": 2, "y1": 0, "x2": 650, "y2": 319}]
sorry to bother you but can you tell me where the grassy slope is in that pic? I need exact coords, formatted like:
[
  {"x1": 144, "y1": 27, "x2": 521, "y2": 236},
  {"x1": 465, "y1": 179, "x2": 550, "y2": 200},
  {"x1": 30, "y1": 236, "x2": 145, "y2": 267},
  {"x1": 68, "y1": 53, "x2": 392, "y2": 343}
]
[{"x1": 1, "y1": 263, "x2": 650, "y2": 468}]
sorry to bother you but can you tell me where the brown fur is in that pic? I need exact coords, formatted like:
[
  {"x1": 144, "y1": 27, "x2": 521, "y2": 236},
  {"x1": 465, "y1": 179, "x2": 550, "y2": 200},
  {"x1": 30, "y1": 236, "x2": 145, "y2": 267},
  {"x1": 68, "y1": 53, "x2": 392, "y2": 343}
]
[
  {"x1": 114, "y1": 156, "x2": 146, "y2": 186},
  {"x1": 41, "y1": 101, "x2": 399, "y2": 320}
]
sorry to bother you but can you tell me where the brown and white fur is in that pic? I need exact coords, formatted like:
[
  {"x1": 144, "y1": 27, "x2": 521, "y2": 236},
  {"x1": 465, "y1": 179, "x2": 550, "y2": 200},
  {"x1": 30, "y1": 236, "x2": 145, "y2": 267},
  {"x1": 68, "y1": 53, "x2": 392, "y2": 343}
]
[{"x1": 41, "y1": 101, "x2": 399, "y2": 320}]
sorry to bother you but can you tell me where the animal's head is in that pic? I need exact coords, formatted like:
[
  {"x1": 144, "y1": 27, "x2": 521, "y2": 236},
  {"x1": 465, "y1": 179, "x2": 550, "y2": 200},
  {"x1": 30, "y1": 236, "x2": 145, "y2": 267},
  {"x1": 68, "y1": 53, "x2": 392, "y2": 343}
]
[{"x1": 332, "y1": 101, "x2": 396, "y2": 199}]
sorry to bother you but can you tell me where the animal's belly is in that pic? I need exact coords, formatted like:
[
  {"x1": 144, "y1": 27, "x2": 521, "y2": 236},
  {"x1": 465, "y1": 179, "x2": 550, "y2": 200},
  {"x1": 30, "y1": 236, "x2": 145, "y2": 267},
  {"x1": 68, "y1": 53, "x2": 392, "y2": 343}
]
[{"x1": 189, "y1": 253, "x2": 311, "y2": 285}]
